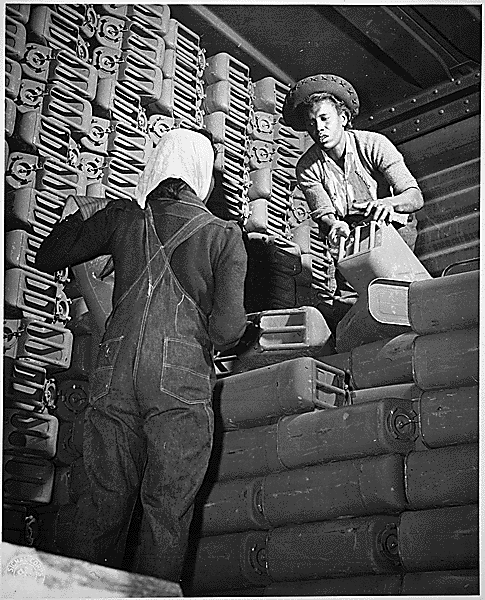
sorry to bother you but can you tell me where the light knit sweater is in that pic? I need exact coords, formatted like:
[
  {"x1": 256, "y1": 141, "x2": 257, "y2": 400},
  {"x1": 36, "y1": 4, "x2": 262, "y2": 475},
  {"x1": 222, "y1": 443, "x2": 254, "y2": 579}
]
[{"x1": 296, "y1": 129, "x2": 421, "y2": 220}]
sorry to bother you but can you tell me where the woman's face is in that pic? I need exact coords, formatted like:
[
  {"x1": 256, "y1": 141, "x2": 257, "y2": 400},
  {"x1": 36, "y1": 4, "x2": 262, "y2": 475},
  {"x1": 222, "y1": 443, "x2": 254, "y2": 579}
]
[{"x1": 304, "y1": 99, "x2": 348, "y2": 153}]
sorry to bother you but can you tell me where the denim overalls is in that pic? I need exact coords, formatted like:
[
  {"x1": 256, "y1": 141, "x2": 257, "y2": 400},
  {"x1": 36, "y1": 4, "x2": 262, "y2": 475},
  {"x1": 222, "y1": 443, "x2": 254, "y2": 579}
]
[{"x1": 68, "y1": 199, "x2": 217, "y2": 582}]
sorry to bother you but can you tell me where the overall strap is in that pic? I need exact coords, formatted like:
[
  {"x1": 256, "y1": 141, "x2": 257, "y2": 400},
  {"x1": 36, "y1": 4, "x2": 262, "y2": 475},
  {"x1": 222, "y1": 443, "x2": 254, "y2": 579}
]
[
  {"x1": 143, "y1": 203, "x2": 216, "y2": 293},
  {"x1": 143, "y1": 202, "x2": 215, "y2": 261},
  {"x1": 163, "y1": 211, "x2": 216, "y2": 260}
]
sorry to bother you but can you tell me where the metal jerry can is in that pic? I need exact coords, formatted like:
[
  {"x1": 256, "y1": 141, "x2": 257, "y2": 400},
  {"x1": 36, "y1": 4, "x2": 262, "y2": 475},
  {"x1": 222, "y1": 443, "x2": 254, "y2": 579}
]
[
  {"x1": 214, "y1": 398, "x2": 416, "y2": 481},
  {"x1": 335, "y1": 283, "x2": 412, "y2": 353},
  {"x1": 404, "y1": 443, "x2": 478, "y2": 510},
  {"x1": 216, "y1": 306, "x2": 334, "y2": 376},
  {"x1": 415, "y1": 385, "x2": 478, "y2": 448},
  {"x1": 47, "y1": 48, "x2": 98, "y2": 101},
  {"x1": 260, "y1": 453, "x2": 406, "y2": 528},
  {"x1": 211, "y1": 423, "x2": 281, "y2": 482},
  {"x1": 5, "y1": 229, "x2": 65, "y2": 282},
  {"x1": 266, "y1": 515, "x2": 401, "y2": 582},
  {"x1": 7, "y1": 318, "x2": 73, "y2": 369},
  {"x1": 17, "y1": 111, "x2": 80, "y2": 166},
  {"x1": 28, "y1": 5, "x2": 81, "y2": 55},
  {"x1": 4, "y1": 268, "x2": 68, "y2": 323},
  {"x1": 213, "y1": 356, "x2": 348, "y2": 431},
  {"x1": 9, "y1": 188, "x2": 65, "y2": 237},
  {"x1": 273, "y1": 398, "x2": 417, "y2": 471},
  {"x1": 4, "y1": 408, "x2": 59, "y2": 459},
  {"x1": 187, "y1": 530, "x2": 271, "y2": 595},
  {"x1": 252, "y1": 76, "x2": 290, "y2": 115},
  {"x1": 408, "y1": 269, "x2": 479, "y2": 335},
  {"x1": 121, "y1": 21, "x2": 166, "y2": 66},
  {"x1": 3, "y1": 357, "x2": 55, "y2": 412},
  {"x1": 199, "y1": 476, "x2": 268, "y2": 537},
  {"x1": 413, "y1": 327, "x2": 479, "y2": 390},
  {"x1": 337, "y1": 221, "x2": 431, "y2": 295},
  {"x1": 117, "y1": 50, "x2": 163, "y2": 106},
  {"x1": 201, "y1": 453, "x2": 406, "y2": 537},
  {"x1": 349, "y1": 328, "x2": 479, "y2": 390},
  {"x1": 350, "y1": 333, "x2": 417, "y2": 389},
  {"x1": 6, "y1": 15, "x2": 27, "y2": 61},
  {"x1": 128, "y1": 4, "x2": 170, "y2": 37},
  {"x1": 3, "y1": 452, "x2": 55, "y2": 505},
  {"x1": 398, "y1": 504, "x2": 478, "y2": 572},
  {"x1": 359, "y1": 270, "x2": 479, "y2": 337}
]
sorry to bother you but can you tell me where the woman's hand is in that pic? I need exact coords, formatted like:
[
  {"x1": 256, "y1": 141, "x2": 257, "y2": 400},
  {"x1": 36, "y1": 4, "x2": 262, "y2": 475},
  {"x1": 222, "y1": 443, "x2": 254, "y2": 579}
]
[
  {"x1": 354, "y1": 199, "x2": 395, "y2": 224},
  {"x1": 328, "y1": 220, "x2": 351, "y2": 247}
]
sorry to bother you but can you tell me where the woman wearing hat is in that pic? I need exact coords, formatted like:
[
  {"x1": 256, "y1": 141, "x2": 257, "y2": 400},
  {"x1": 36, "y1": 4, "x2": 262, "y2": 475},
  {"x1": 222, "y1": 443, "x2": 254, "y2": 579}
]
[{"x1": 283, "y1": 74, "x2": 424, "y2": 327}]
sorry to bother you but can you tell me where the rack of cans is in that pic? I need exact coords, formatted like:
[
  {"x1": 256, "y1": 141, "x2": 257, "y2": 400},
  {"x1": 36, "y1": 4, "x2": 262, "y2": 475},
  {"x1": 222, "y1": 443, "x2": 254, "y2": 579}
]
[
  {"x1": 3, "y1": 4, "x2": 479, "y2": 596},
  {"x1": 4, "y1": 2, "x2": 202, "y2": 543},
  {"x1": 3, "y1": 0, "x2": 323, "y2": 547},
  {"x1": 186, "y1": 266, "x2": 479, "y2": 596}
]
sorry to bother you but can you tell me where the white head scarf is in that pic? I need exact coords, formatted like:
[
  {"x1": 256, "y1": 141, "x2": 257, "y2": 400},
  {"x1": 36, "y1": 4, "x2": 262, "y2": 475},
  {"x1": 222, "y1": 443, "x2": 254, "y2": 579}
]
[{"x1": 134, "y1": 128, "x2": 214, "y2": 209}]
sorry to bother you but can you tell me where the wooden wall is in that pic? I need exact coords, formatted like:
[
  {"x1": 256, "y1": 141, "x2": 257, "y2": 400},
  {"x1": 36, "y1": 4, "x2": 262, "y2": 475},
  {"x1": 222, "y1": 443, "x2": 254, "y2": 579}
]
[{"x1": 399, "y1": 115, "x2": 480, "y2": 276}]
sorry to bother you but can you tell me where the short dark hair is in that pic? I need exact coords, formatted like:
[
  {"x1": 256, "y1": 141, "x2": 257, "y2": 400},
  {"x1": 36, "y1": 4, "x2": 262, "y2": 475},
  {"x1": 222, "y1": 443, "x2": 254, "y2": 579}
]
[{"x1": 302, "y1": 92, "x2": 353, "y2": 129}]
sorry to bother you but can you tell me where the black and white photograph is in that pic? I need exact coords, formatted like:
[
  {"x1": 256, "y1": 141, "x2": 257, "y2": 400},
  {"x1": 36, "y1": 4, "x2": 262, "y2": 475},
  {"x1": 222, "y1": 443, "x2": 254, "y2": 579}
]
[{"x1": 2, "y1": 3, "x2": 481, "y2": 598}]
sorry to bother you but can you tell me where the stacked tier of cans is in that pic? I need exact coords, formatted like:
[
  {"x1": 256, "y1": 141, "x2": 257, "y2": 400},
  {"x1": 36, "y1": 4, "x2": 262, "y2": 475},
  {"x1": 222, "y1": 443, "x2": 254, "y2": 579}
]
[
  {"x1": 186, "y1": 225, "x2": 479, "y2": 596},
  {"x1": 3, "y1": 2, "x2": 204, "y2": 542},
  {"x1": 203, "y1": 52, "x2": 253, "y2": 224}
]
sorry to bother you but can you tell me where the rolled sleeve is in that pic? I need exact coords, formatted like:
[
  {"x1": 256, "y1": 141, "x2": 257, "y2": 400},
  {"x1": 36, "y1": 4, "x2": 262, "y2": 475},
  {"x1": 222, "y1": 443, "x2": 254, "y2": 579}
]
[
  {"x1": 369, "y1": 133, "x2": 421, "y2": 194},
  {"x1": 296, "y1": 149, "x2": 336, "y2": 220}
]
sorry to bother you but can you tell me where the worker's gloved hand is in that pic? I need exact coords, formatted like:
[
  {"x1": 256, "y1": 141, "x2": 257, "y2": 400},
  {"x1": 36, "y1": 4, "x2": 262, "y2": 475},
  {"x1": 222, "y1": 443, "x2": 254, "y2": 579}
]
[
  {"x1": 354, "y1": 199, "x2": 395, "y2": 225},
  {"x1": 328, "y1": 220, "x2": 351, "y2": 247}
]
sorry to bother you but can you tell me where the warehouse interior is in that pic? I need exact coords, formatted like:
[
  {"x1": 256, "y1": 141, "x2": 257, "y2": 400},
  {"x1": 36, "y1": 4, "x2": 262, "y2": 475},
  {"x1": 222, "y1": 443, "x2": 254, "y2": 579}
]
[{"x1": 3, "y1": 3, "x2": 481, "y2": 597}]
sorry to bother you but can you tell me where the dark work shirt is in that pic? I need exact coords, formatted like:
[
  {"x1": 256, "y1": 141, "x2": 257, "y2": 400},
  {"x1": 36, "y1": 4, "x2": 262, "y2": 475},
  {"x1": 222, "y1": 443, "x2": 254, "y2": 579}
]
[{"x1": 35, "y1": 190, "x2": 248, "y2": 352}]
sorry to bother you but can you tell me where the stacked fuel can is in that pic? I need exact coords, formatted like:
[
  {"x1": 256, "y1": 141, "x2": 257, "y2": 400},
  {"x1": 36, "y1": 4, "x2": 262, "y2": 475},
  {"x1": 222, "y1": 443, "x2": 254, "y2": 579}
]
[
  {"x1": 203, "y1": 52, "x2": 253, "y2": 225},
  {"x1": 4, "y1": 5, "x2": 479, "y2": 597},
  {"x1": 185, "y1": 223, "x2": 479, "y2": 595},
  {"x1": 5, "y1": 3, "x2": 81, "y2": 546},
  {"x1": 4, "y1": 3, "x2": 176, "y2": 550}
]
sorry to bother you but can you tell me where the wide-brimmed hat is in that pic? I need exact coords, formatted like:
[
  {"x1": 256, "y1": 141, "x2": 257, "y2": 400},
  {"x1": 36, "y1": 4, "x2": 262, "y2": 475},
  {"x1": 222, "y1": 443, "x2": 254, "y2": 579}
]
[{"x1": 282, "y1": 74, "x2": 360, "y2": 131}]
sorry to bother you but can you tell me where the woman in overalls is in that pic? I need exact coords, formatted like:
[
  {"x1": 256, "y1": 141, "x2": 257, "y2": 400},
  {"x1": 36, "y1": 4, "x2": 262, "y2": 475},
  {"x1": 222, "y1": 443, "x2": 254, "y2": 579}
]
[{"x1": 35, "y1": 128, "x2": 248, "y2": 583}]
